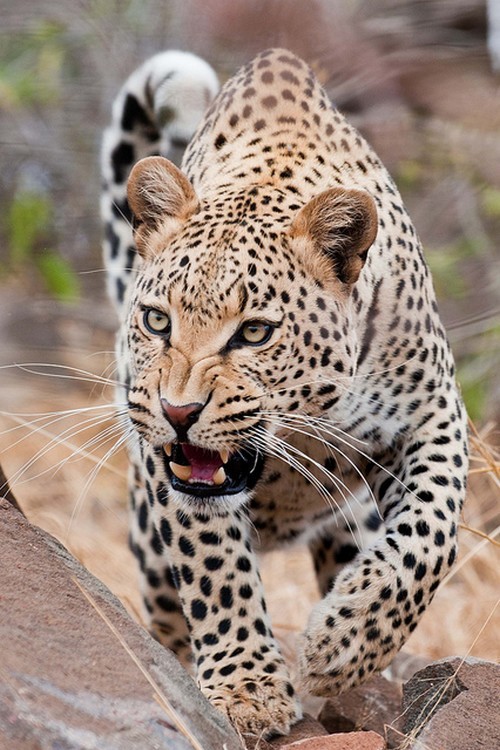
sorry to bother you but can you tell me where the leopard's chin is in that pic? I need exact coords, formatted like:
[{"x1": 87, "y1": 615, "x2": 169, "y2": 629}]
[{"x1": 162, "y1": 441, "x2": 265, "y2": 498}]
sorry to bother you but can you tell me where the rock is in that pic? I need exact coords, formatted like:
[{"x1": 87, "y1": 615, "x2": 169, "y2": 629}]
[
  {"x1": 0, "y1": 497, "x2": 243, "y2": 750},
  {"x1": 279, "y1": 730, "x2": 386, "y2": 749},
  {"x1": 318, "y1": 675, "x2": 402, "y2": 747},
  {"x1": 401, "y1": 656, "x2": 500, "y2": 749},
  {"x1": 243, "y1": 713, "x2": 328, "y2": 749}
]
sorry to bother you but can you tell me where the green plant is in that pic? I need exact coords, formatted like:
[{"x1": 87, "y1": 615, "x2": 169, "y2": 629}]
[
  {"x1": 4, "y1": 189, "x2": 79, "y2": 303},
  {"x1": 0, "y1": 20, "x2": 66, "y2": 108}
]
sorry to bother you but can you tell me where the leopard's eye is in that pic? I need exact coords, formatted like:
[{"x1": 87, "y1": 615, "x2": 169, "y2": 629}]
[
  {"x1": 238, "y1": 321, "x2": 273, "y2": 346},
  {"x1": 143, "y1": 308, "x2": 171, "y2": 336}
]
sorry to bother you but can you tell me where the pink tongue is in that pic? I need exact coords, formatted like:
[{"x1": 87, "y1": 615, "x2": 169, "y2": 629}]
[{"x1": 182, "y1": 444, "x2": 222, "y2": 482}]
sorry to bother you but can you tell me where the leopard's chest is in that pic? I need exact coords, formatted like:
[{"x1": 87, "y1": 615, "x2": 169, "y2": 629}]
[{"x1": 248, "y1": 428, "x2": 368, "y2": 550}]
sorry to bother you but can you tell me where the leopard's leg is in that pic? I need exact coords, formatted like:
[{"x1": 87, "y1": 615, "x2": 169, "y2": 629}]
[
  {"x1": 145, "y1": 455, "x2": 302, "y2": 739},
  {"x1": 300, "y1": 402, "x2": 468, "y2": 695},
  {"x1": 116, "y1": 341, "x2": 192, "y2": 665},
  {"x1": 128, "y1": 459, "x2": 192, "y2": 666},
  {"x1": 308, "y1": 487, "x2": 385, "y2": 596}
]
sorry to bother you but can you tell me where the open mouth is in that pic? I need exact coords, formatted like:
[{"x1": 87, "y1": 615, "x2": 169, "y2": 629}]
[{"x1": 163, "y1": 442, "x2": 264, "y2": 498}]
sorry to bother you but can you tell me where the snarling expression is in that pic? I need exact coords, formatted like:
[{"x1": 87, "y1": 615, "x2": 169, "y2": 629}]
[{"x1": 124, "y1": 157, "x2": 377, "y2": 501}]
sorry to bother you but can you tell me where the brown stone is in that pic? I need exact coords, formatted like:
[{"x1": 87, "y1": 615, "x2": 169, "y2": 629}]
[
  {"x1": 401, "y1": 656, "x2": 500, "y2": 749},
  {"x1": 318, "y1": 675, "x2": 402, "y2": 747},
  {"x1": 243, "y1": 713, "x2": 328, "y2": 749},
  {"x1": 0, "y1": 498, "x2": 242, "y2": 750},
  {"x1": 280, "y1": 730, "x2": 386, "y2": 749}
]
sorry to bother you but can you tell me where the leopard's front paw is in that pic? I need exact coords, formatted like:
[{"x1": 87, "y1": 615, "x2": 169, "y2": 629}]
[
  {"x1": 204, "y1": 674, "x2": 302, "y2": 740},
  {"x1": 299, "y1": 595, "x2": 400, "y2": 697}
]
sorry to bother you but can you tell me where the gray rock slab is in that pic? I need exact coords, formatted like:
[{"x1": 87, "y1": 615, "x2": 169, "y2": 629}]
[
  {"x1": 401, "y1": 656, "x2": 500, "y2": 749},
  {"x1": 0, "y1": 497, "x2": 243, "y2": 750}
]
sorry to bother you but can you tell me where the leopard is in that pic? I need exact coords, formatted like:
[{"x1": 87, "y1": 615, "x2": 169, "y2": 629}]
[{"x1": 101, "y1": 47, "x2": 468, "y2": 740}]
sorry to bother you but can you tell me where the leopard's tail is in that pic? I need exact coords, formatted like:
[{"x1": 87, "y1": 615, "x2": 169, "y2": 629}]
[{"x1": 101, "y1": 51, "x2": 219, "y2": 314}]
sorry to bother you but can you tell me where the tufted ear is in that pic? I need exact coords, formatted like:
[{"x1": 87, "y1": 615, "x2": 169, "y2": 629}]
[
  {"x1": 289, "y1": 187, "x2": 378, "y2": 285},
  {"x1": 127, "y1": 156, "x2": 199, "y2": 257}
]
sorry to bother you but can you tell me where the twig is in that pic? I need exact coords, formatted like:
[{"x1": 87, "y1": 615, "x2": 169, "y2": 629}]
[{"x1": 458, "y1": 522, "x2": 500, "y2": 548}]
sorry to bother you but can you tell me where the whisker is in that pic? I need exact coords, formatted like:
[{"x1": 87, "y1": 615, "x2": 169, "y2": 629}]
[
  {"x1": 111, "y1": 199, "x2": 134, "y2": 231},
  {"x1": 99, "y1": 359, "x2": 120, "y2": 383},
  {"x1": 250, "y1": 430, "x2": 334, "y2": 509},
  {"x1": 4, "y1": 410, "x2": 126, "y2": 490},
  {"x1": 65, "y1": 430, "x2": 131, "y2": 543},
  {"x1": 77, "y1": 267, "x2": 136, "y2": 276},
  {"x1": 0, "y1": 404, "x2": 125, "y2": 454},
  {"x1": 250, "y1": 426, "x2": 362, "y2": 544},
  {"x1": 60, "y1": 421, "x2": 128, "y2": 469},
  {"x1": 259, "y1": 409, "x2": 368, "y2": 446},
  {"x1": 2, "y1": 412, "x2": 129, "y2": 492},
  {"x1": 0, "y1": 402, "x2": 124, "y2": 421},
  {"x1": 262, "y1": 429, "x2": 364, "y2": 541},
  {"x1": 264, "y1": 410, "x2": 417, "y2": 503},
  {"x1": 8, "y1": 425, "x2": 124, "y2": 490},
  {"x1": 260, "y1": 410, "x2": 380, "y2": 520},
  {"x1": 6, "y1": 410, "x2": 121, "y2": 467},
  {"x1": 0, "y1": 362, "x2": 125, "y2": 389}
]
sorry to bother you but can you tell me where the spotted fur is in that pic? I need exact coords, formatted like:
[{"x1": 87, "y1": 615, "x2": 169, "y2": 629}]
[{"x1": 101, "y1": 48, "x2": 468, "y2": 739}]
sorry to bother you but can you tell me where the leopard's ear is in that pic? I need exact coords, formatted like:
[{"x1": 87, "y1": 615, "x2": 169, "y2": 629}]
[
  {"x1": 289, "y1": 187, "x2": 377, "y2": 285},
  {"x1": 127, "y1": 156, "x2": 199, "y2": 257}
]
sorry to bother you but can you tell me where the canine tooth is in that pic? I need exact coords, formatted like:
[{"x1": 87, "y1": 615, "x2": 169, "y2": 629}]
[
  {"x1": 220, "y1": 449, "x2": 230, "y2": 464},
  {"x1": 164, "y1": 443, "x2": 173, "y2": 457},
  {"x1": 212, "y1": 467, "x2": 227, "y2": 485},
  {"x1": 170, "y1": 462, "x2": 192, "y2": 481}
]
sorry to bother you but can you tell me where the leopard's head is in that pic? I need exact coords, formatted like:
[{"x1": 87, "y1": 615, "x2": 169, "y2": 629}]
[{"x1": 125, "y1": 156, "x2": 377, "y2": 505}]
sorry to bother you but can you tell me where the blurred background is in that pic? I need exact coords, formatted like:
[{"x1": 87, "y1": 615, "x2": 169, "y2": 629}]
[{"x1": 0, "y1": 0, "x2": 498, "y2": 669}]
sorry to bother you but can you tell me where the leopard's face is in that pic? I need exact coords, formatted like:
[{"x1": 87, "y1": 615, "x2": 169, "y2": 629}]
[{"x1": 125, "y1": 157, "x2": 377, "y2": 504}]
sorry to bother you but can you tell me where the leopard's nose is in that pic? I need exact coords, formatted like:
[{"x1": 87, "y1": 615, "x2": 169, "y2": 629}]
[{"x1": 160, "y1": 399, "x2": 204, "y2": 437}]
